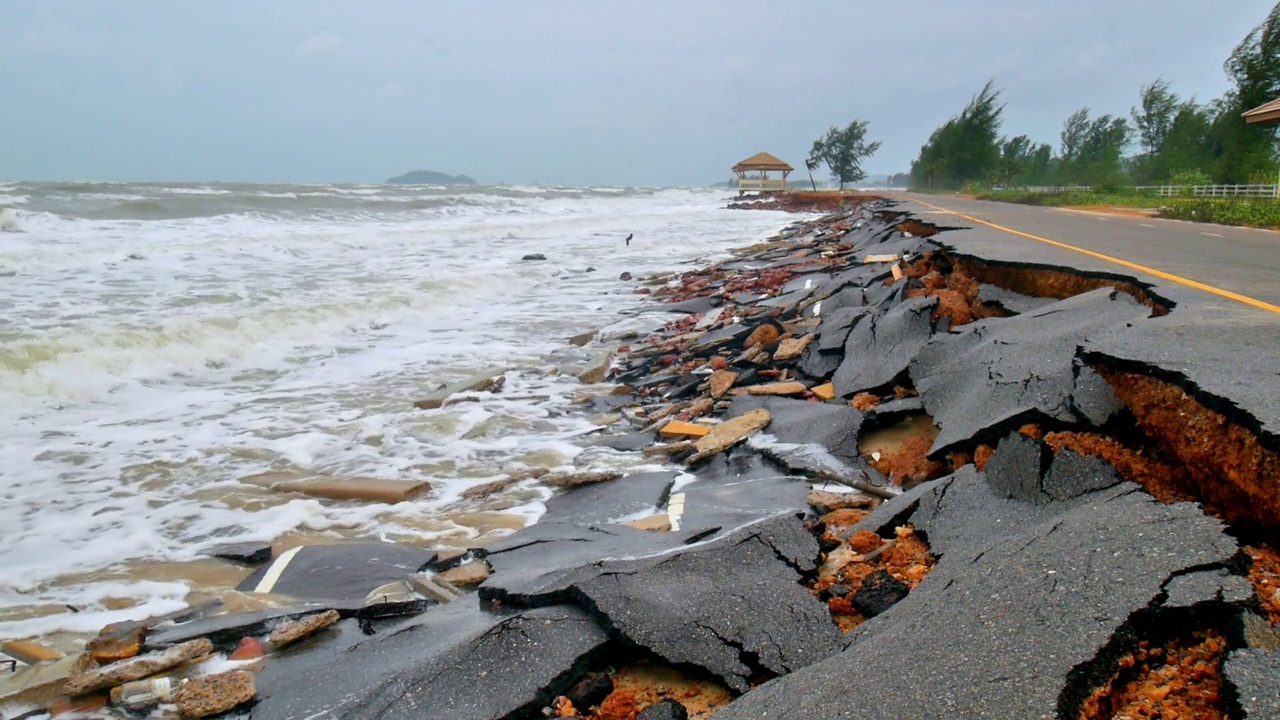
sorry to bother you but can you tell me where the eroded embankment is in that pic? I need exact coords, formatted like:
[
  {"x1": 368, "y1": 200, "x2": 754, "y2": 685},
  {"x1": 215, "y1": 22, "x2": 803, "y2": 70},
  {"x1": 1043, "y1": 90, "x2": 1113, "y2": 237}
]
[
  {"x1": 889, "y1": 235, "x2": 1280, "y2": 718},
  {"x1": 725, "y1": 191, "x2": 881, "y2": 213},
  {"x1": 9, "y1": 197, "x2": 1280, "y2": 720},
  {"x1": 910, "y1": 245, "x2": 1280, "y2": 719},
  {"x1": 629, "y1": 198, "x2": 1280, "y2": 719},
  {"x1": 619, "y1": 200, "x2": 1278, "y2": 718}
]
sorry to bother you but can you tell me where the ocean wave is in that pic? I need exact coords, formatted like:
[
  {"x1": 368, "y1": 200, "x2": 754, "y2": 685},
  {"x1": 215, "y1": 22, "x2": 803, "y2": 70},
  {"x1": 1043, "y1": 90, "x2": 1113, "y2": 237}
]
[
  {"x1": 0, "y1": 208, "x2": 25, "y2": 232},
  {"x1": 157, "y1": 185, "x2": 233, "y2": 196},
  {"x1": 0, "y1": 182, "x2": 692, "y2": 223},
  {"x1": 0, "y1": 186, "x2": 797, "y2": 638}
]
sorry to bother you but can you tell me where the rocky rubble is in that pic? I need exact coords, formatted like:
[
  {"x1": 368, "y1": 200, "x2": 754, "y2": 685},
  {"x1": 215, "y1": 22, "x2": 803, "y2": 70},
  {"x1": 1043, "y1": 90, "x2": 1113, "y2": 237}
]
[{"x1": 6, "y1": 195, "x2": 1280, "y2": 719}]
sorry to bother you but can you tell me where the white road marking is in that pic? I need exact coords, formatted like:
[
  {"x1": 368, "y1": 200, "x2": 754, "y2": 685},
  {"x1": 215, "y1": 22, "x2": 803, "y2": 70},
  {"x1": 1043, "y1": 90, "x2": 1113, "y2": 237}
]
[
  {"x1": 1201, "y1": 231, "x2": 1224, "y2": 238},
  {"x1": 667, "y1": 492, "x2": 686, "y2": 531},
  {"x1": 1139, "y1": 223, "x2": 1156, "y2": 228}
]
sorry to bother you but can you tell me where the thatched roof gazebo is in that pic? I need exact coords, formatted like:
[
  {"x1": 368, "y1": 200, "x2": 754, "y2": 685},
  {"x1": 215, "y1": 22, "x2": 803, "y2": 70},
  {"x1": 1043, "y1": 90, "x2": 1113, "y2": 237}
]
[
  {"x1": 1243, "y1": 98, "x2": 1280, "y2": 124},
  {"x1": 1243, "y1": 98, "x2": 1280, "y2": 196},
  {"x1": 732, "y1": 151, "x2": 793, "y2": 195}
]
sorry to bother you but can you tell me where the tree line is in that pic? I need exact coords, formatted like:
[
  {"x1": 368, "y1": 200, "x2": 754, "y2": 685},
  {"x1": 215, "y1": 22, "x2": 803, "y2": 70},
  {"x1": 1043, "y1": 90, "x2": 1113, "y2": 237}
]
[{"x1": 908, "y1": 2, "x2": 1280, "y2": 190}]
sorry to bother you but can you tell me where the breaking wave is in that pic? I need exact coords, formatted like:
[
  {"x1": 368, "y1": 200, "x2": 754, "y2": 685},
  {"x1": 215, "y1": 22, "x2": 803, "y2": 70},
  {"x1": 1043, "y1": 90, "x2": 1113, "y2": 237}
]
[
  {"x1": 0, "y1": 208, "x2": 23, "y2": 232},
  {"x1": 3, "y1": 181, "x2": 669, "y2": 222},
  {"x1": 0, "y1": 181, "x2": 795, "y2": 639}
]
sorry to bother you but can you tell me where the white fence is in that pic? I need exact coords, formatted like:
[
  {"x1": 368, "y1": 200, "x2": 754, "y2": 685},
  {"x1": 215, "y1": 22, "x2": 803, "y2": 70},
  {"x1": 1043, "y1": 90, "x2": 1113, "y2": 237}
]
[
  {"x1": 1001, "y1": 184, "x2": 1279, "y2": 198},
  {"x1": 1142, "y1": 184, "x2": 1279, "y2": 198}
]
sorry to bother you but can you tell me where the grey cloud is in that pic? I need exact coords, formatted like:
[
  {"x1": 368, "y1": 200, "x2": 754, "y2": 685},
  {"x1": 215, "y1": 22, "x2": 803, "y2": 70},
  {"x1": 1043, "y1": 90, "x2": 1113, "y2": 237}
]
[{"x1": 1, "y1": 0, "x2": 1274, "y2": 185}]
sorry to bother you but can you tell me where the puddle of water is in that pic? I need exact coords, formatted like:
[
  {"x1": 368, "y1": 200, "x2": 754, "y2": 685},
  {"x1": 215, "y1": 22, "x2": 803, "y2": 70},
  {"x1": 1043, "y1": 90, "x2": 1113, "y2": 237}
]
[{"x1": 858, "y1": 414, "x2": 939, "y2": 458}]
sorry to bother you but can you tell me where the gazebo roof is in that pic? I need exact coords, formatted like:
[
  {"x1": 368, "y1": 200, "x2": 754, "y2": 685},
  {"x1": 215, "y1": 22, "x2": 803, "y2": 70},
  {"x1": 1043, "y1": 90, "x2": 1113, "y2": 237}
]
[
  {"x1": 732, "y1": 151, "x2": 794, "y2": 172},
  {"x1": 1243, "y1": 98, "x2": 1280, "y2": 124}
]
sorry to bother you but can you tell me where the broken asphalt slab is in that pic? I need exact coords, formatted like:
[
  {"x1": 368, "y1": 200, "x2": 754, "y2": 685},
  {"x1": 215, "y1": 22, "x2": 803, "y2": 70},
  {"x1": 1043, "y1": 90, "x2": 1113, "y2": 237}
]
[
  {"x1": 714, "y1": 466, "x2": 1241, "y2": 719},
  {"x1": 985, "y1": 431, "x2": 1124, "y2": 506},
  {"x1": 749, "y1": 437, "x2": 890, "y2": 496},
  {"x1": 541, "y1": 471, "x2": 677, "y2": 526},
  {"x1": 676, "y1": 450, "x2": 813, "y2": 530},
  {"x1": 979, "y1": 282, "x2": 1057, "y2": 315},
  {"x1": 727, "y1": 395, "x2": 864, "y2": 461},
  {"x1": 910, "y1": 287, "x2": 1151, "y2": 455},
  {"x1": 1225, "y1": 648, "x2": 1280, "y2": 719},
  {"x1": 145, "y1": 604, "x2": 365, "y2": 650},
  {"x1": 567, "y1": 514, "x2": 840, "y2": 693},
  {"x1": 248, "y1": 597, "x2": 610, "y2": 720},
  {"x1": 814, "y1": 305, "x2": 871, "y2": 353},
  {"x1": 833, "y1": 295, "x2": 938, "y2": 398},
  {"x1": 483, "y1": 513, "x2": 837, "y2": 694},
  {"x1": 203, "y1": 541, "x2": 272, "y2": 565},
  {"x1": 237, "y1": 542, "x2": 437, "y2": 600},
  {"x1": 1082, "y1": 308, "x2": 1280, "y2": 446},
  {"x1": 478, "y1": 522, "x2": 709, "y2": 605},
  {"x1": 481, "y1": 452, "x2": 814, "y2": 606}
]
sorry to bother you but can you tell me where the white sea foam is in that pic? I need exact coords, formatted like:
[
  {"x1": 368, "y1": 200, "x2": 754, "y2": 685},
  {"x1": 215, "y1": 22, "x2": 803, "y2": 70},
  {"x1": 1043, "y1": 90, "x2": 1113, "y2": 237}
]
[
  {"x1": 0, "y1": 207, "x2": 23, "y2": 232},
  {"x1": 0, "y1": 183, "x2": 799, "y2": 638}
]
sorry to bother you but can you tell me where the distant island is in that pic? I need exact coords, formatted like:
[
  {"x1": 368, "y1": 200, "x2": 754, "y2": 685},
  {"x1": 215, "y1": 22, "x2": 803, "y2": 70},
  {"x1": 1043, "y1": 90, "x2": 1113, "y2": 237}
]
[{"x1": 385, "y1": 170, "x2": 478, "y2": 185}]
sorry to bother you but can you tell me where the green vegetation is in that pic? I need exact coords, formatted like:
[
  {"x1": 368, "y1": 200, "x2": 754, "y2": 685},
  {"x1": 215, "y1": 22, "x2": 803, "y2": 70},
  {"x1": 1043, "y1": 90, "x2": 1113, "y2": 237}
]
[
  {"x1": 806, "y1": 120, "x2": 882, "y2": 190},
  {"x1": 910, "y1": 81, "x2": 1004, "y2": 190},
  {"x1": 1158, "y1": 198, "x2": 1280, "y2": 228},
  {"x1": 970, "y1": 190, "x2": 1165, "y2": 209},
  {"x1": 907, "y1": 2, "x2": 1280, "y2": 192}
]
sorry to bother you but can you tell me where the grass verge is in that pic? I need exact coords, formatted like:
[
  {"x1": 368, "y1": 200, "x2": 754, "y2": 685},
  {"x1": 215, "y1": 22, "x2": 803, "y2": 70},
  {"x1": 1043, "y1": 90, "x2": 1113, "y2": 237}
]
[
  {"x1": 1156, "y1": 198, "x2": 1280, "y2": 230},
  {"x1": 972, "y1": 190, "x2": 1164, "y2": 209}
]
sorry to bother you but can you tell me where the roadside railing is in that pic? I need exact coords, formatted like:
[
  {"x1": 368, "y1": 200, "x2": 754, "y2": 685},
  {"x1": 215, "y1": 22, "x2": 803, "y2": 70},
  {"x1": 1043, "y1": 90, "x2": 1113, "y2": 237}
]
[{"x1": 1142, "y1": 184, "x2": 1279, "y2": 198}]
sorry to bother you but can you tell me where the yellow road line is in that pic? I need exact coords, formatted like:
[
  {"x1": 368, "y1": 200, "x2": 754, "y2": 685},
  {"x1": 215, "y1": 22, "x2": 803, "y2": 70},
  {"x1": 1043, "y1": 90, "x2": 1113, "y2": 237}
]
[
  {"x1": 910, "y1": 197, "x2": 1280, "y2": 316},
  {"x1": 251, "y1": 546, "x2": 303, "y2": 594}
]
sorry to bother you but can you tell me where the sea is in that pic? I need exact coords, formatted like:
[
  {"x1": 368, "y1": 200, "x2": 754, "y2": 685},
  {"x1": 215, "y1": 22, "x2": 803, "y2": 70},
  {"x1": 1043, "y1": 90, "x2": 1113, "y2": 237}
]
[{"x1": 0, "y1": 181, "x2": 796, "y2": 644}]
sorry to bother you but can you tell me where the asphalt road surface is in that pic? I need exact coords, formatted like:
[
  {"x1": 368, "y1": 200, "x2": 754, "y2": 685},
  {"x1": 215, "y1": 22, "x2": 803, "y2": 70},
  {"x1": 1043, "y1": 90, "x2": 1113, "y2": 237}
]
[{"x1": 893, "y1": 192, "x2": 1280, "y2": 310}]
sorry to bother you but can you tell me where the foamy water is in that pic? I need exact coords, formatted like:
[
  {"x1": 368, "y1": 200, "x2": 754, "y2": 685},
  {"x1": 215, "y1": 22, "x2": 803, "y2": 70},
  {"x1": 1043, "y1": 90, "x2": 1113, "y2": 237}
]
[{"x1": 0, "y1": 182, "x2": 794, "y2": 640}]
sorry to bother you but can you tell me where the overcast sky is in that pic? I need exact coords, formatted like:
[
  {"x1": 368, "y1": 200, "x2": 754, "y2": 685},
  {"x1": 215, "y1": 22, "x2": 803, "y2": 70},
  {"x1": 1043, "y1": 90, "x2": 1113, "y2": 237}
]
[{"x1": 2, "y1": 1, "x2": 1274, "y2": 186}]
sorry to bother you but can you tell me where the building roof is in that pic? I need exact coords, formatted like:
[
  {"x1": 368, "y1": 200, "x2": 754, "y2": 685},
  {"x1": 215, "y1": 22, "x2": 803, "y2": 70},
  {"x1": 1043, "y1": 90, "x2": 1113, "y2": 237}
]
[
  {"x1": 732, "y1": 151, "x2": 794, "y2": 172},
  {"x1": 1243, "y1": 98, "x2": 1280, "y2": 124}
]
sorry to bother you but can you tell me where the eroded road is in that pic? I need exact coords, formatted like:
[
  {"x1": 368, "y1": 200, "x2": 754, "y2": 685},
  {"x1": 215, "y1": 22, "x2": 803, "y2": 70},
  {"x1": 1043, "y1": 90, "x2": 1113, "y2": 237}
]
[{"x1": 894, "y1": 192, "x2": 1280, "y2": 310}]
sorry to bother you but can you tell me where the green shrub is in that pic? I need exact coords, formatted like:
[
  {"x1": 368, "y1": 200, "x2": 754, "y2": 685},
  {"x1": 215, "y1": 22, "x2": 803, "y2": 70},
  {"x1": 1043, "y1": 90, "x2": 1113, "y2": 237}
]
[
  {"x1": 1248, "y1": 170, "x2": 1280, "y2": 186},
  {"x1": 974, "y1": 190, "x2": 1162, "y2": 209},
  {"x1": 1168, "y1": 169, "x2": 1212, "y2": 187},
  {"x1": 1157, "y1": 198, "x2": 1280, "y2": 228}
]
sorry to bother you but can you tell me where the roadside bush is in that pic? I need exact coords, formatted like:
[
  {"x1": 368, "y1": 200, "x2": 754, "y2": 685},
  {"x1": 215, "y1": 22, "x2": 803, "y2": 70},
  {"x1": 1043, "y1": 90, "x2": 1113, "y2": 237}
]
[
  {"x1": 975, "y1": 190, "x2": 1161, "y2": 209},
  {"x1": 1168, "y1": 169, "x2": 1213, "y2": 187},
  {"x1": 1157, "y1": 198, "x2": 1280, "y2": 229}
]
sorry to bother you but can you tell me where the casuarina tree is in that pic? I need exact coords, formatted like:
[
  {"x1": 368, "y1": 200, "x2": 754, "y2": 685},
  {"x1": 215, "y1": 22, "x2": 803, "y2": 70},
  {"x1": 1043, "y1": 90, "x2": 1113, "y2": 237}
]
[
  {"x1": 807, "y1": 120, "x2": 882, "y2": 190},
  {"x1": 909, "y1": 80, "x2": 1005, "y2": 189}
]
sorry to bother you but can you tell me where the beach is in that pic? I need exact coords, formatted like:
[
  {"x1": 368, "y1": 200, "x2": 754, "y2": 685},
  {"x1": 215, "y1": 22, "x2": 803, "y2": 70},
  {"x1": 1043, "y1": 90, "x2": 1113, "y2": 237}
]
[{"x1": 0, "y1": 183, "x2": 796, "y2": 643}]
